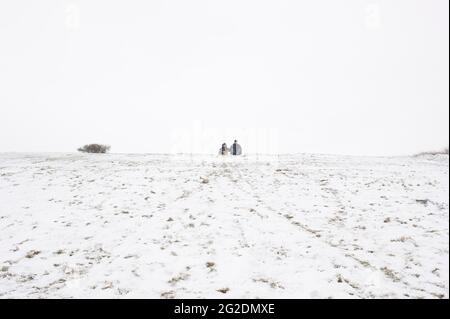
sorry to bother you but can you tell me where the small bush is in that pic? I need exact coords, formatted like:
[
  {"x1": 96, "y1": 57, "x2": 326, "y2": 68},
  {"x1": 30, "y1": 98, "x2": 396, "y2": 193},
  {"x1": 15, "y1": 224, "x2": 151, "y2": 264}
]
[
  {"x1": 77, "y1": 144, "x2": 110, "y2": 154},
  {"x1": 414, "y1": 148, "x2": 449, "y2": 157}
]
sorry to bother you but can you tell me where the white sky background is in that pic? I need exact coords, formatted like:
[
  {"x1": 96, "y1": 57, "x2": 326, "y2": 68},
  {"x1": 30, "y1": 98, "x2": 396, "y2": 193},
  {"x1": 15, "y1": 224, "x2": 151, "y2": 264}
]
[{"x1": 0, "y1": 0, "x2": 448, "y2": 155}]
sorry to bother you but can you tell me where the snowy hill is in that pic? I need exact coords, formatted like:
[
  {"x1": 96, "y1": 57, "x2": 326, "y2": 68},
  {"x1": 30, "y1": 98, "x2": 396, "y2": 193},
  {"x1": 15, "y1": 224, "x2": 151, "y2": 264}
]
[{"x1": 0, "y1": 153, "x2": 448, "y2": 298}]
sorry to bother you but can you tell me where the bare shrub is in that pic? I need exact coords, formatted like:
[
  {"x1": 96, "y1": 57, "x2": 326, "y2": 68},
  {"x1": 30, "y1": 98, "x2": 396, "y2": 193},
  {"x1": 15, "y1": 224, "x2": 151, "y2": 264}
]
[
  {"x1": 77, "y1": 144, "x2": 111, "y2": 154},
  {"x1": 414, "y1": 147, "x2": 449, "y2": 157}
]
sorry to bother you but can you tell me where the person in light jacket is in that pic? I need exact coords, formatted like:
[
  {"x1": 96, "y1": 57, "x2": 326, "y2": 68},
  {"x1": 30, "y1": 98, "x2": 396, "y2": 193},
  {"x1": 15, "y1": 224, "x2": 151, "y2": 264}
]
[{"x1": 230, "y1": 140, "x2": 242, "y2": 155}]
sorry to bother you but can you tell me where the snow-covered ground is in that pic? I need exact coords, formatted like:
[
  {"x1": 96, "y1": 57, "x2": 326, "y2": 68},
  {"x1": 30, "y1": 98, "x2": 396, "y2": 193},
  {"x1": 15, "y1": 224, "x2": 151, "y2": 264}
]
[{"x1": 0, "y1": 152, "x2": 448, "y2": 299}]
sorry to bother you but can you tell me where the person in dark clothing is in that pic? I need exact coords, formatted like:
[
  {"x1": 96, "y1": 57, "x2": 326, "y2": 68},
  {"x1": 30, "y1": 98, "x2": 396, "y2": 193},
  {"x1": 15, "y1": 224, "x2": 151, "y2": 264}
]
[
  {"x1": 231, "y1": 140, "x2": 242, "y2": 155},
  {"x1": 219, "y1": 143, "x2": 229, "y2": 155}
]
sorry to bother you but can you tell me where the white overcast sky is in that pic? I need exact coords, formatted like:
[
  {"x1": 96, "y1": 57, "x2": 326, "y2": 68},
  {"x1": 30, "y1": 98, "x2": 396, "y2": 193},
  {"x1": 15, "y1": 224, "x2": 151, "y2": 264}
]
[{"x1": 0, "y1": 0, "x2": 448, "y2": 155}]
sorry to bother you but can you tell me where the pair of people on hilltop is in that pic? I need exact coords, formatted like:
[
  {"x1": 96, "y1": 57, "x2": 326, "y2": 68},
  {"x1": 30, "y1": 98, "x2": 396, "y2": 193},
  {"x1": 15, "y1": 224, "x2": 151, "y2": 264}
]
[{"x1": 219, "y1": 140, "x2": 242, "y2": 156}]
